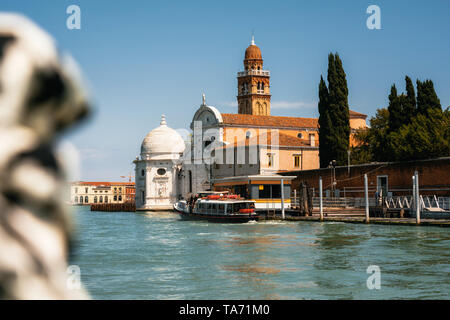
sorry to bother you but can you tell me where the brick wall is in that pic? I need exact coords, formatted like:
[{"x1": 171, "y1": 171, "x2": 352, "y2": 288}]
[{"x1": 280, "y1": 157, "x2": 450, "y2": 197}]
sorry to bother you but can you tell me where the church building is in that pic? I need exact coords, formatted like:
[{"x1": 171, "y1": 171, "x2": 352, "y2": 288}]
[
  {"x1": 182, "y1": 37, "x2": 367, "y2": 196},
  {"x1": 134, "y1": 115, "x2": 185, "y2": 210},
  {"x1": 136, "y1": 37, "x2": 368, "y2": 208}
]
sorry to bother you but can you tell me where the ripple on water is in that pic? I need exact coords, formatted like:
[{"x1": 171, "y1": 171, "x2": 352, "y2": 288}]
[{"x1": 72, "y1": 207, "x2": 450, "y2": 300}]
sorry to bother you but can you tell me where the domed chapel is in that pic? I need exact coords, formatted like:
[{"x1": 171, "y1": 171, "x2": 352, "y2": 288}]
[{"x1": 134, "y1": 115, "x2": 185, "y2": 211}]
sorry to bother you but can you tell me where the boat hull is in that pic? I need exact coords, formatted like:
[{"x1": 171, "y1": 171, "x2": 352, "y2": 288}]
[{"x1": 178, "y1": 212, "x2": 259, "y2": 223}]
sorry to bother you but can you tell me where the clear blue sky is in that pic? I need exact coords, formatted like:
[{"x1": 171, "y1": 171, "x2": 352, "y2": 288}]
[{"x1": 3, "y1": 0, "x2": 449, "y2": 181}]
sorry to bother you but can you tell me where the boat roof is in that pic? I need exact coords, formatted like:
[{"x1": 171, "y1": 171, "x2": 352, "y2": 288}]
[{"x1": 197, "y1": 198, "x2": 254, "y2": 203}]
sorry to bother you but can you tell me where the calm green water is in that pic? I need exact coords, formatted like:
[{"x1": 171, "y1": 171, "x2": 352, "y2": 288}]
[{"x1": 71, "y1": 206, "x2": 449, "y2": 299}]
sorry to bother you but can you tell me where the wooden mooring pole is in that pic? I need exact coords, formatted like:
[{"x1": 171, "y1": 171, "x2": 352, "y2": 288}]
[
  {"x1": 364, "y1": 174, "x2": 370, "y2": 223},
  {"x1": 281, "y1": 178, "x2": 285, "y2": 219},
  {"x1": 415, "y1": 171, "x2": 420, "y2": 224},
  {"x1": 319, "y1": 176, "x2": 323, "y2": 221}
]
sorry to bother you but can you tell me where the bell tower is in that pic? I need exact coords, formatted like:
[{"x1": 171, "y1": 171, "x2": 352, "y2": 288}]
[{"x1": 237, "y1": 36, "x2": 271, "y2": 116}]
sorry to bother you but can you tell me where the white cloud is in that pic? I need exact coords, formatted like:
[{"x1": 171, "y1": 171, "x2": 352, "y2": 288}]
[
  {"x1": 271, "y1": 101, "x2": 317, "y2": 109},
  {"x1": 221, "y1": 101, "x2": 238, "y2": 108}
]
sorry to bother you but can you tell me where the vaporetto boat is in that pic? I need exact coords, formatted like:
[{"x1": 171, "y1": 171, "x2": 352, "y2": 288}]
[{"x1": 174, "y1": 194, "x2": 258, "y2": 223}]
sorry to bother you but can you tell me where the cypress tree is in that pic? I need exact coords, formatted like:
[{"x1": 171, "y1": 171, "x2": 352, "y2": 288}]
[
  {"x1": 404, "y1": 76, "x2": 416, "y2": 118},
  {"x1": 334, "y1": 53, "x2": 350, "y2": 165},
  {"x1": 318, "y1": 76, "x2": 331, "y2": 168},
  {"x1": 317, "y1": 53, "x2": 351, "y2": 167},
  {"x1": 387, "y1": 84, "x2": 403, "y2": 132},
  {"x1": 417, "y1": 79, "x2": 442, "y2": 115}
]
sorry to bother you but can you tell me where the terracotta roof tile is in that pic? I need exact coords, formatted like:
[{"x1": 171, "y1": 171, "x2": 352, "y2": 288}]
[
  {"x1": 221, "y1": 113, "x2": 318, "y2": 128},
  {"x1": 221, "y1": 110, "x2": 366, "y2": 126},
  {"x1": 221, "y1": 132, "x2": 318, "y2": 149},
  {"x1": 71, "y1": 182, "x2": 135, "y2": 186},
  {"x1": 349, "y1": 110, "x2": 367, "y2": 118}
]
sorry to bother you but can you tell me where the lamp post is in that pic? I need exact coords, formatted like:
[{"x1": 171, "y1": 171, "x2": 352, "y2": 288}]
[{"x1": 329, "y1": 160, "x2": 337, "y2": 197}]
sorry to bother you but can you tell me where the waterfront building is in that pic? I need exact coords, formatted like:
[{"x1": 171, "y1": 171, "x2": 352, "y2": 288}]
[
  {"x1": 134, "y1": 115, "x2": 185, "y2": 211},
  {"x1": 70, "y1": 182, "x2": 135, "y2": 205},
  {"x1": 181, "y1": 37, "x2": 367, "y2": 198},
  {"x1": 280, "y1": 157, "x2": 450, "y2": 198}
]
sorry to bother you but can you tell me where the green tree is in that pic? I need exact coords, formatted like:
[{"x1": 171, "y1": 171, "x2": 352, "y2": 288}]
[
  {"x1": 417, "y1": 79, "x2": 441, "y2": 115},
  {"x1": 318, "y1": 75, "x2": 332, "y2": 168},
  {"x1": 352, "y1": 77, "x2": 449, "y2": 163},
  {"x1": 404, "y1": 75, "x2": 416, "y2": 117},
  {"x1": 318, "y1": 53, "x2": 350, "y2": 167}
]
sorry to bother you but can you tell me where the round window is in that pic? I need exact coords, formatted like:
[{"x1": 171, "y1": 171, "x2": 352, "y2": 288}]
[
  {"x1": 157, "y1": 168, "x2": 166, "y2": 176},
  {"x1": 297, "y1": 133, "x2": 303, "y2": 139}
]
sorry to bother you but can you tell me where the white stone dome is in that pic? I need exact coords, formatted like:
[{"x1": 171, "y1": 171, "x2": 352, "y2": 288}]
[{"x1": 141, "y1": 115, "x2": 185, "y2": 157}]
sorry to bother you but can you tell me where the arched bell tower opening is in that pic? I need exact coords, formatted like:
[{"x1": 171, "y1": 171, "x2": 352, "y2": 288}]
[{"x1": 237, "y1": 35, "x2": 271, "y2": 116}]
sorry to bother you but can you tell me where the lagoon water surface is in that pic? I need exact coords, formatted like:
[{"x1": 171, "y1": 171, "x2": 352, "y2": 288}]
[{"x1": 72, "y1": 206, "x2": 449, "y2": 299}]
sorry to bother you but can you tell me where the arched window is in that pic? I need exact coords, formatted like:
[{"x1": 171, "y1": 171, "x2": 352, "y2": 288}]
[
  {"x1": 141, "y1": 169, "x2": 145, "y2": 176},
  {"x1": 105, "y1": 196, "x2": 108, "y2": 203},
  {"x1": 75, "y1": 196, "x2": 78, "y2": 203},
  {"x1": 114, "y1": 187, "x2": 117, "y2": 193},
  {"x1": 94, "y1": 196, "x2": 97, "y2": 203},
  {"x1": 80, "y1": 196, "x2": 83, "y2": 203},
  {"x1": 99, "y1": 196, "x2": 103, "y2": 203},
  {"x1": 261, "y1": 82, "x2": 265, "y2": 90},
  {"x1": 85, "y1": 196, "x2": 88, "y2": 203},
  {"x1": 85, "y1": 187, "x2": 88, "y2": 193},
  {"x1": 257, "y1": 82, "x2": 260, "y2": 90},
  {"x1": 118, "y1": 195, "x2": 122, "y2": 202},
  {"x1": 246, "y1": 131, "x2": 252, "y2": 139},
  {"x1": 114, "y1": 195, "x2": 117, "y2": 201}
]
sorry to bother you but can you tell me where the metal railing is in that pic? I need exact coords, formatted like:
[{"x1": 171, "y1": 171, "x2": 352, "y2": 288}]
[
  {"x1": 237, "y1": 70, "x2": 270, "y2": 77},
  {"x1": 290, "y1": 196, "x2": 376, "y2": 208}
]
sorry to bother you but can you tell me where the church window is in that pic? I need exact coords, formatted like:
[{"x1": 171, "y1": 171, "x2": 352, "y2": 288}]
[
  {"x1": 157, "y1": 168, "x2": 166, "y2": 176},
  {"x1": 294, "y1": 155, "x2": 301, "y2": 168},
  {"x1": 258, "y1": 103, "x2": 263, "y2": 115},
  {"x1": 267, "y1": 153, "x2": 274, "y2": 167}
]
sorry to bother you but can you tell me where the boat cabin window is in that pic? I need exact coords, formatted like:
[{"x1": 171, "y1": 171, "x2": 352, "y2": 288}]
[
  {"x1": 229, "y1": 202, "x2": 250, "y2": 213},
  {"x1": 218, "y1": 204, "x2": 225, "y2": 211}
]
